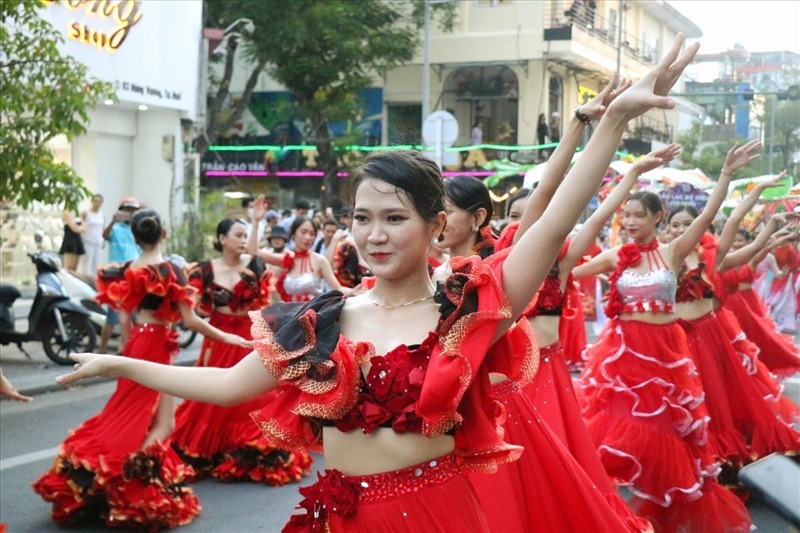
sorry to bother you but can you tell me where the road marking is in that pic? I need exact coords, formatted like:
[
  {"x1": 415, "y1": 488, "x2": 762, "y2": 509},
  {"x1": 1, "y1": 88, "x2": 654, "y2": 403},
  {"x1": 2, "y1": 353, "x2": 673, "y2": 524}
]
[{"x1": 0, "y1": 447, "x2": 59, "y2": 471}]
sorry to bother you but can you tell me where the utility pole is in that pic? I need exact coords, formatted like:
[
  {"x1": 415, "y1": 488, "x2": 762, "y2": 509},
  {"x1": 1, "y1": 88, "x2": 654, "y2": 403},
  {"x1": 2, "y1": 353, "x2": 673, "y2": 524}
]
[
  {"x1": 615, "y1": 0, "x2": 624, "y2": 83},
  {"x1": 422, "y1": 0, "x2": 431, "y2": 125}
]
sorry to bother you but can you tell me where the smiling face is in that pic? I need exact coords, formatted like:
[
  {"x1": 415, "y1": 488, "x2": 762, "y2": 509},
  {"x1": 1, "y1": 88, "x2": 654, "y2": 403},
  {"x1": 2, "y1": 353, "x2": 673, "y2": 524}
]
[
  {"x1": 733, "y1": 232, "x2": 748, "y2": 250},
  {"x1": 623, "y1": 199, "x2": 661, "y2": 242},
  {"x1": 668, "y1": 210, "x2": 695, "y2": 240},
  {"x1": 352, "y1": 178, "x2": 442, "y2": 281}
]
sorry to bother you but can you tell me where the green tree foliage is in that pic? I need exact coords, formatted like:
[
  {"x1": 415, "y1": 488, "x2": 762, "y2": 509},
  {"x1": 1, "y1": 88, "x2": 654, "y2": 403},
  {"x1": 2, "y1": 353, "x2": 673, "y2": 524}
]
[
  {"x1": 0, "y1": 0, "x2": 113, "y2": 210},
  {"x1": 201, "y1": 0, "x2": 456, "y2": 201}
]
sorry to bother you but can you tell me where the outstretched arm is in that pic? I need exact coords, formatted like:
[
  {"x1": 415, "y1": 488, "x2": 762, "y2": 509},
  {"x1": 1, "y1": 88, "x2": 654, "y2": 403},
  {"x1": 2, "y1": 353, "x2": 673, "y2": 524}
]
[
  {"x1": 514, "y1": 75, "x2": 632, "y2": 243},
  {"x1": 57, "y1": 350, "x2": 276, "y2": 406},
  {"x1": 500, "y1": 34, "x2": 699, "y2": 327},
  {"x1": 715, "y1": 171, "x2": 786, "y2": 268},
  {"x1": 669, "y1": 140, "x2": 761, "y2": 268},
  {"x1": 562, "y1": 144, "x2": 680, "y2": 272}
]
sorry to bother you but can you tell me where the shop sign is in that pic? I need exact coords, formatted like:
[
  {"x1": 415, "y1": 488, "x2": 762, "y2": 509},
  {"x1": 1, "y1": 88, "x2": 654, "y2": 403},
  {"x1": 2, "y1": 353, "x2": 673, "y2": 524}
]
[{"x1": 41, "y1": 0, "x2": 142, "y2": 53}]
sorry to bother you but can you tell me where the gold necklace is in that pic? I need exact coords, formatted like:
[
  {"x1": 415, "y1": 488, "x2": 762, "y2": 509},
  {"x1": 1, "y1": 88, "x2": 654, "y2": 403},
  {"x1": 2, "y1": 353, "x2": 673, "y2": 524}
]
[{"x1": 367, "y1": 293, "x2": 435, "y2": 310}]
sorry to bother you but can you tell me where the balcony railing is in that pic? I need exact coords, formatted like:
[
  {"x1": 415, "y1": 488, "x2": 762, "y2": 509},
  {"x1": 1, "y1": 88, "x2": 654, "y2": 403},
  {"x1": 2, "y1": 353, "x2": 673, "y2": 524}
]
[{"x1": 543, "y1": 0, "x2": 657, "y2": 67}]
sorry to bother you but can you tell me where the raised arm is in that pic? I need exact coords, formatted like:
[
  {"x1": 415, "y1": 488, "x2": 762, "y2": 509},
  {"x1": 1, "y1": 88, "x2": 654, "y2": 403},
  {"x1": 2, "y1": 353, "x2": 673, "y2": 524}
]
[
  {"x1": 247, "y1": 195, "x2": 286, "y2": 266},
  {"x1": 721, "y1": 214, "x2": 796, "y2": 271},
  {"x1": 514, "y1": 75, "x2": 632, "y2": 243},
  {"x1": 562, "y1": 144, "x2": 680, "y2": 272},
  {"x1": 58, "y1": 350, "x2": 276, "y2": 406},
  {"x1": 572, "y1": 247, "x2": 619, "y2": 280},
  {"x1": 715, "y1": 171, "x2": 786, "y2": 267},
  {"x1": 669, "y1": 140, "x2": 761, "y2": 267},
  {"x1": 501, "y1": 34, "x2": 699, "y2": 323}
]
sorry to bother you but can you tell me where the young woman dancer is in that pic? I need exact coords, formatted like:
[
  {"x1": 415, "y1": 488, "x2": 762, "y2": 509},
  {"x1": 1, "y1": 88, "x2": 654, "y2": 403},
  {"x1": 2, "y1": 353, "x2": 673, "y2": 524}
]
[
  {"x1": 170, "y1": 218, "x2": 313, "y2": 484},
  {"x1": 442, "y1": 145, "x2": 654, "y2": 531},
  {"x1": 573, "y1": 166, "x2": 753, "y2": 530},
  {"x1": 57, "y1": 35, "x2": 701, "y2": 532},
  {"x1": 665, "y1": 168, "x2": 800, "y2": 473},
  {"x1": 34, "y1": 210, "x2": 251, "y2": 530},
  {"x1": 248, "y1": 210, "x2": 349, "y2": 302}
]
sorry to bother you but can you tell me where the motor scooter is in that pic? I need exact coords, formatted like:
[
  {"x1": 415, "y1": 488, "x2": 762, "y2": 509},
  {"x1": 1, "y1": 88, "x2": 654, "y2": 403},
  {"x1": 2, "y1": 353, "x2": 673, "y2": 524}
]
[{"x1": 0, "y1": 252, "x2": 97, "y2": 365}]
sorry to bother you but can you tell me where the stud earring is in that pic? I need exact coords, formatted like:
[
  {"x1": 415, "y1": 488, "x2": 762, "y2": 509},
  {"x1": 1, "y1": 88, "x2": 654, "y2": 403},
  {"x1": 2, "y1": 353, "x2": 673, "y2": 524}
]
[
  {"x1": 430, "y1": 236, "x2": 438, "y2": 246},
  {"x1": 471, "y1": 224, "x2": 479, "y2": 233}
]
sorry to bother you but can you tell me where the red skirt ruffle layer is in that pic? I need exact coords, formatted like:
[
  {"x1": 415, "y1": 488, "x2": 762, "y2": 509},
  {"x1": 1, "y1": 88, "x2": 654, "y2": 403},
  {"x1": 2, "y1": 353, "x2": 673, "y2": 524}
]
[
  {"x1": 469, "y1": 381, "x2": 652, "y2": 533},
  {"x1": 577, "y1": 319, "x2": 752, "y2": 532},
  {"x1": 679, "y1": 313, "x2": 800, "y2": 465},
  {"x1": 725, "y1": 292, "x2": 800, "y2": 378},
  {"x1": 170, "y1": 313, "x2": 312, "y2": 484},
  {"x1": 523, "y1": 341, "x2": 618, "y2": 496},
  {"x1": 715, "y1": 307, "x2": 800, "y2": 427},
  {"x1": 32, "y1": 324, "x2": 200, "y2": 530}
]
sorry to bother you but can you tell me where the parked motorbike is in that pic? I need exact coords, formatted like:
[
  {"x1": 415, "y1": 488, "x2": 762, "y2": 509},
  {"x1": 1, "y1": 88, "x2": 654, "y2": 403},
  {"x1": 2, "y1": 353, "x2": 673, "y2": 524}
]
[{"x1": 0, "y1": 252, "x2": 97, "y2": 365}]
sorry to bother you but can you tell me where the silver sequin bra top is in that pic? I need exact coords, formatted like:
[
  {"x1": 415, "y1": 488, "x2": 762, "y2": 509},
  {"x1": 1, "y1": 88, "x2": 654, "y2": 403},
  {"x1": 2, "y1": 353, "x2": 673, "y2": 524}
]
[
  {"x1": 283, "y1": 272, "x2": 323, "y2": 298},
  {"x1": 617, "y1": 268, "x2": 677, "y2": 311}
]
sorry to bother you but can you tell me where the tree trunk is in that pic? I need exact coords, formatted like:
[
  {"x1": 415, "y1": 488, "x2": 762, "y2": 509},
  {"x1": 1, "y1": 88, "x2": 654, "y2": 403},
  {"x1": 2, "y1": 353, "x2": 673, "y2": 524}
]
[{"x1": 314, "y1": 114, "x2": 338, "y2": 207}]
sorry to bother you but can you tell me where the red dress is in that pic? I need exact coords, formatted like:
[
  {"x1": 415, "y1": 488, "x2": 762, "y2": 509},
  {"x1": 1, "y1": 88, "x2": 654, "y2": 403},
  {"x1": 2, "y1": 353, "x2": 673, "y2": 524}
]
[
  {"x1": 675, "y1": 242, "x2": 800, "y2": 467},
  {"x1": 720, "y1": 264, "x2": 800, "y2": 378},
  {"x1": 33, "y1": 261, "x2": 201, "y2": 530},
  {"x1": 249, "y1": 255, "x2": 538, "y2": 532},
  {"x1": 578, "y1": 243, "x2": 752, "y2": 533},
  {"x1": 170, "y1": 257, "x2": 312, "y2": 484}
]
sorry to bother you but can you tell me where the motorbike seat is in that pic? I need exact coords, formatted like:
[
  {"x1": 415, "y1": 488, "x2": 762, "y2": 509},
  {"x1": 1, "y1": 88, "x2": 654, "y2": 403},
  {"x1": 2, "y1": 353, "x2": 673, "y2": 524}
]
[{"x1": 0, "y1": 284, "x2": 22, "y2": 307}]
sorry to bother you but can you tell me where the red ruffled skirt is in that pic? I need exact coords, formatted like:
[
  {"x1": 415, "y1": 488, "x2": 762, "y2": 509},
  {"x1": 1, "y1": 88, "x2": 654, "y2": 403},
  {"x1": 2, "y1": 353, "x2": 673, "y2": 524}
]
[
  {"x1": 469, "y1": 381, "x2": 652, "y2": 533},
  {"x1": 577, "y1": 319, "x2": 752, "y2": 532},
  {"x1": 523, "y1": 341, "x2": 619, "y2": 496},
  {"x1": 715, "y1": 307, "x2": 800, "y2": 427},
  {"x1": 170, "y1": 313, "x2": 312, "y2": 484},
  {"x1": 678, "y1": 312, "x2": 800, "y2": 466},
  {"x1": 284, "y1": 454, "x2": 488, "y2": 532},
  {"x1": 737, "y1": 287, "x2": 770, "y2": 318},
  {"x1": 33, "y1": 323, "x2": 200, "y2": 530},
  {"x1": 724, "y1": 291, "x2": 800, "y2": 378}
]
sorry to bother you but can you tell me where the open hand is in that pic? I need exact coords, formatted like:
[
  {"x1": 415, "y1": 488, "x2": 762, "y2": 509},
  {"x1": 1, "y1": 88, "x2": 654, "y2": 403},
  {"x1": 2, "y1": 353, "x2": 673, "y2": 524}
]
[
  {"x1": 607, "y1": 34, "x2": 700, "y2": 121},
  {"x1": 55, "y1": 353, "x2": 118, "y2": 386},
  {"x1": 0, "y1": 369, "x2": 32, "y2": 402},
  {"x1": 251, "y1": 195, "x2": 268, "y2": 221},
  {"x1": 757, "y1": 170, "x2": 788, "y2": 190},
  {"x1": 632, "y1": 144, "x2": 681, "y2": 174},
  {"x1": 723, "y1": 140, "x2": 762, "y2": 174},
  {"x1": 580, "y1": 73, "x2": 633, "y2": 121},
  {"x1": 225, "y1": 333, "x2": 254, "y2": 349}
]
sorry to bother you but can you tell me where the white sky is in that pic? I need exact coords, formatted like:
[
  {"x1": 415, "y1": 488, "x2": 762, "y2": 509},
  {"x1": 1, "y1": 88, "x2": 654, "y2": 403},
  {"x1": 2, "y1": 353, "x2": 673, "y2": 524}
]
[{"x1": 668, "y1": 0, "x2": 800, "y2": 55}]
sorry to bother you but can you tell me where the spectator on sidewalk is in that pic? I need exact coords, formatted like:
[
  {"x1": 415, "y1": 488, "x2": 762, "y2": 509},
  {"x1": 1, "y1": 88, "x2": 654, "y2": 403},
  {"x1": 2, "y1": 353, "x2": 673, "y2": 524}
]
[{"x1": 99, "y1": 196, "x2": 141, "y2": 353}]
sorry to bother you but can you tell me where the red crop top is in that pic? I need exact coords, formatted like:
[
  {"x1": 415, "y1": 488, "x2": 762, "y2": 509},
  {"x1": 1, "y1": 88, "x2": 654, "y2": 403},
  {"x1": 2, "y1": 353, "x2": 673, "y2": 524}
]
[
  {"x1": 719, "y1": 268, "x2": 740, "y2": 295},
  {"x1": 331, "y1": 331, "x2": 438, "y2": 435},
  {"x1": 523, "y1": 241, "x2": 573, "y2": 319},
  {"x1": 737, "y1": 264, "x2": 756, "y2": 284},
  {"x1": 676, "y1": 263, "x2": 715, "y2": 303},
  {"x1": 248, "y1": 253, "x2": 539, "y2": 473},
  {"x1": 96, "y1": 261, "x2": 195, "y2": 323},
  {"x1": 188, "y1": 256, "x2": 272, "y2": 315}
]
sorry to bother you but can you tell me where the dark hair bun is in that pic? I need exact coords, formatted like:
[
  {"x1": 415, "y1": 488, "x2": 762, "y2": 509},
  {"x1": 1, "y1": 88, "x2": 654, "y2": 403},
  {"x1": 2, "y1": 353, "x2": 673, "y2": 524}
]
[{"x1": 131, "y1": 209, "x2": 163, "y2": 246}]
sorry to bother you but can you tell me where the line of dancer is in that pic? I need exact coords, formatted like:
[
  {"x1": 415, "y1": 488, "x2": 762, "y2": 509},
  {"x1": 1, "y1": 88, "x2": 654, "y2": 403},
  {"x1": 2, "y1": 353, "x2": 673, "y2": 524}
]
[{"x1": 35, "y1": 33, "x2": 800, "y2": 532}]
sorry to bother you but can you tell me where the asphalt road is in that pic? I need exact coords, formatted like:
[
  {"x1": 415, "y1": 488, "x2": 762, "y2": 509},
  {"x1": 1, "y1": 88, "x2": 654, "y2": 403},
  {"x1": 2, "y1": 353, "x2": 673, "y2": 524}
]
[{"x1": 1, "y1": 322, "x2": 798, "y2": 532}]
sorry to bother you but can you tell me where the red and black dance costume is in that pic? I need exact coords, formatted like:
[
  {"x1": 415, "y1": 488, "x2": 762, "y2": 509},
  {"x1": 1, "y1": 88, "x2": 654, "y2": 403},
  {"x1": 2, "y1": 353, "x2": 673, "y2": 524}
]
[
  {"x1": 470, "y1": 229, "x2": 651, "y2": 532},
  {"x1": 33, "y1": 261, "x2": 200, "y2": 530},
  {"x1": 578, "y1": 241, "x2": 752, "y2": 532},
  {"x1": 720, "y1": 263, "x2": 800, "y2": 379},
  {"x1": 331, "y1": 240, "x2": 370, "y2": 288},
  {"x1": 675, "y1": 236, "x2": 800, "y2": 469},
  {"x1": 276, "y1": 250, "x2": 324, "y2": 303},
  {"x1": 169, "y1": 257, "x2": 313, "y2": 483},
  {"x1": 249, "y1": 255, "x2": 537, "y2": 532}
]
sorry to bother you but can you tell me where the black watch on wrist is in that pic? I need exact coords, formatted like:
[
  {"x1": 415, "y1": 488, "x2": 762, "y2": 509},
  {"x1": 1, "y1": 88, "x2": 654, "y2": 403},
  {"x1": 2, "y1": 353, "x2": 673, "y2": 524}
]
[{"x1": 574, "y1": 107, "x2": 591, "y2": 126}]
